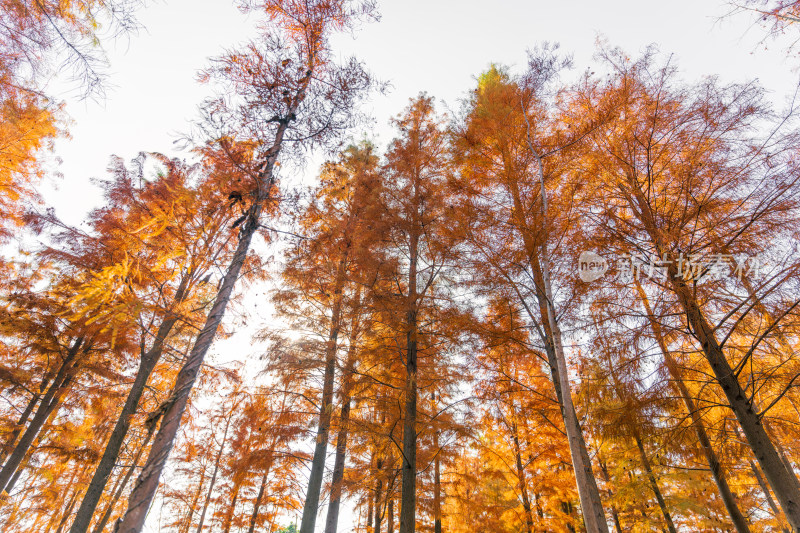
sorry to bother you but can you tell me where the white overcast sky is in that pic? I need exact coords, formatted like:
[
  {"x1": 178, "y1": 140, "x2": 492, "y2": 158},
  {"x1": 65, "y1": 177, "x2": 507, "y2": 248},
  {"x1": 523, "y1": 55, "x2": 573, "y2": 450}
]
[
  {"x1": 43, "y1": 0, "x2": 799, "y2": 227},
  {"x1": 38, "y1": 1, "x2": 798, "y2": 531}
]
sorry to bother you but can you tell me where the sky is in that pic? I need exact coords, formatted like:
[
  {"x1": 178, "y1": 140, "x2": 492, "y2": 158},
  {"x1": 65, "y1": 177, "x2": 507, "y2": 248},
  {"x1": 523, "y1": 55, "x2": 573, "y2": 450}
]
[
  {"x1": 36, "y1": 0, "x2": 799, "y2": 531},
  {"x1": 43, "y1": 0, "x2": 799, "y2": 227}
]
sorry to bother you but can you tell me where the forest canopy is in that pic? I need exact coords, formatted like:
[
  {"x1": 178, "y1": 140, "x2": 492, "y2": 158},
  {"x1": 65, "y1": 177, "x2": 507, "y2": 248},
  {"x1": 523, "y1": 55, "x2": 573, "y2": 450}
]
[{"x1": 0, "y1": 1, "x2": 799, "y2": 533}]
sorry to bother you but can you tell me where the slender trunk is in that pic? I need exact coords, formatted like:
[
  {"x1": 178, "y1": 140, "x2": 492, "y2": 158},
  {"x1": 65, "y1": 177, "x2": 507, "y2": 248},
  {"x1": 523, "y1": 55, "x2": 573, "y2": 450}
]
[
  {"x1": 39, "y1": 469, "x2": 79, "y2": 532},
  {"x1": 180, "y1": 467, "x2": 207, "y2": 533},
  {"x1": 0, "y1": 388, "x2": 43, "y2": 464},
  {"x1": 71, "y1": 277, "x2": 189, "y2": 533},
  {"x1": 247, "y1": 452, "x2": 275, "y2": 533},
  {"x1": 562, "y1": 501, "x2": 577, "y2": 533},
  {"x1": 518, "y1": 419, "x2": 543, "y2": 532},
  {"x1": 92, "y1": 425, "x2": 157, "y2": 533},
  {"x1": 6, "y1": 374, "x2": 80, "y2": 495},
  {"x1": 299, "y1": 253, "x2": 349, "y2": 533},
  {"x1": 4, "y1": 447, "x2": 30, "y2": 493},
  {"x1": 626, "y1": 180, "x2": 800, "y2": 529},
  {"x1": 633, "y1": 433, "x2": 677, "y2": 533},
  {"x1": 247, "y1": 473, "x2": 268, "y2": 533},
  {"x1": 750, "y1": 458, "x2": 789, "y2": 532},
  {"x1": 603, "y1": 350, "x2": 675, "y2": 532},
  {"x1": 113, "y1": 120, "x2": 289, "y2": 532},
  {"x1": 368, "y1": 487, "x2": 374, "y2": 530},
  {"x1": 507, "y1": 168, "x2": 608, "y2": 533},
  {"x1": 374, "y1": 457, "x2": 384, "y2": 533},
  {"x1": 41, "y1": 468, "x2": 81, "y2": 533},
  {"x1": 322, "y1": 390, "x2": 352, "y2": 533},
  {"x1": 221, "y1": 424, "x2": 255, "y2": 533},
  {"x1": 598, "y1": 459, "x2": 623, "y2": 533},
  {"x1": 399, "y1": 306, "x2": 418, "y2": 533},
  {"x1": 533, "y1": 157, "x2": 607, "y2": 533},
  {"x1": 388, "y1": 498, "x2": 394, "y2": 533},
  {"x1": 510, "y1": 421, "x2": 534, "y2": 533},
  {"x1": 98, "y1": 463, "x2": 130, "y2": 523},
  {"x1": 634, "y1": 280, "x2": 751, "y2": 533},
  {"x1": 534, "y1": 492, "x2": 544, "y2": 520},
  {"x1": 30, "y1": 510, "x2": 50, "y2": 533},
  {"x1": 55, "y1": 491, "x2": 80, "y2": 533},
  {"x1": 433, "y1": 434, "x2": 442, "y2": 533},
  {"x1": 221, "y1": 475, "x2": 243, "y2": 533},
  {"x1": 0, "y1": 337, "x2": 84, "y2": 493},
  {"x1": 399, "y1": 170, "x2": 421, "y2": 533},
  {"x1": 731, "y1": 424, "x2": 790, "y2": 531},
  {"x1": 323, "y1": 331, "x2": 359, "y2": 533},
  {"x1": 195, "y1": 416, "x2": 231, "y2": 533}
]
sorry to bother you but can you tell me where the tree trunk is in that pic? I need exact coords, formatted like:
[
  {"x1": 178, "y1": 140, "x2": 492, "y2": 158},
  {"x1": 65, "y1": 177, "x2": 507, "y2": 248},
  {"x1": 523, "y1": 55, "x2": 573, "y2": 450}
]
[
  {"x1": 299, "y1": 253, "x2": 349, "y2": 533},
  {"x1": 534, "y1": 492, "x2": 544, "y2": 520},
  {"x1": 96, "y1": 464, "x2": 130, "y2": 527},
  {"x1": 221, "y1": 475, "x2": 244, "y2": 533},
  {"x1": 506, "y1": 167, "x2": 608, "y2": 533},
  {"x1": 510, "y1": 421, "x2": 534, "y2": 533},
  {"x1": 626, "y1": 180, "x2": 800, "y2": 529},
  {"x1": 374, "y1": 457, "x2": 384, "y2": 533},
  {"x1": 598, "y1": 458, "x2": 623, "y2": 533},
  {"x1": 388, "y1": 497, "x2": 394, "y2": 533},
  {"x1": 41, "y1": 468, "x2": 81, "y2": 533},
  {"x1": 433, "y1": 434, "x2": 442, "y2": 533},
  {"x1": 633, "y1": 433, "x2": 677, "y2": 533},
  {"x1": 6, "y1": 371, "x2": 81, "y2": 496},
  {"x1": 4, "y1": 446, "x2": 31, "y2": 493},
  {"x1": 180, "y1": 466, "x2": 207, "y2": 533},
  {"x1": 750, "y1": 458, "x2": 789, "y2": 532},
  {"x1": 112, "y1": 120, "x2": 289, "y2": 532},
  {"x1": 92, "y1": 424, "x2": 157, "y2": 533},
  {"x1": 0, "y1": 336, "x2": 84, "y2": 493},
  {"x1": 399, "y1": 172, "x2": 421, "y2": 533},
  {"x1": 195, "y1": 416, "x2": 231, "y2": 533},
  {"x1": 0, "y1": 386, "x2": 44, "y2": 464},
  {"x1": 368, "y1": 487, "x2": 374, "y2": 531},
  {"x1": 71, "y1": 277, "x2": 189, "y2": 533},
  {"x1": 534, "y1": 158, "x2": 608, "y2": 533},
  {"x1": 634, "y1": 280, "x2": 751, "y2": 533},
  {"x1": 399, "y1": 305, "x2": 418, "y2": 533},
  {"x1": 247, "y1": 451, "x2": 275, "y2": 533},
  {"x1": 55, "y1": 491, "x2": 80, "y2": 533},
  {"x1": 247, "y1": 473, "x2": 268, "y2": 533},
  {"x1": 323, "y1": 334, "x2": 358, "y2": 533}
]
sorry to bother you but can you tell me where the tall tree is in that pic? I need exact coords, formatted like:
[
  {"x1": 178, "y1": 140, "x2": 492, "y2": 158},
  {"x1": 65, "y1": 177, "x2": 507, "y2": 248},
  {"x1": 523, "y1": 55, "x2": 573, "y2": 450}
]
[
  {"x1": 112, "y1": 1, "x2": 376, "y2": 530},
  {"x1": 382, "y1": 95, "x2": 454, "y2": 533},
  {"x1": 578, "y1": 47, "x2": 800, "y2": 529},
  {"x1": 280, "y1": 143, "x2": 383, "y2": 533},
  {"x1": 67, "y1": 152, "x2": 241, "y2": 533},
  {"x1": 452, "y1": 56, "x2": 610, "y2": 532}
]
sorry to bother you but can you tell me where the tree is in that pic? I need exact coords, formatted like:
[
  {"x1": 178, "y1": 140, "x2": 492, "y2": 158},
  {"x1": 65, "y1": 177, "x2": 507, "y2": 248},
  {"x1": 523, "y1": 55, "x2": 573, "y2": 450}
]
[
  {"x1": 112, "y1": 1, "x2": 376, "y2": 530},
  {"x1": 0, "y1": 0, "x2": 143, "y2": 252},
  {"x1": 726, "y1": 0, "x2": 800, "y2": 52},
  {"x1": 274, "y1": 143, "x2": 383, "y2": 533},
  {"x1": 64, "y1": 152, "x2": 244, "y2": 533},
  {"x1": 452, "y1": 56, "x2": 610, "y2": 532},
  {"x1": 382, "y1": 95, "x2": 454, "y2": 533},
  {"x1": 578, "y1": 46, "x2": 800, "y2": 529}
]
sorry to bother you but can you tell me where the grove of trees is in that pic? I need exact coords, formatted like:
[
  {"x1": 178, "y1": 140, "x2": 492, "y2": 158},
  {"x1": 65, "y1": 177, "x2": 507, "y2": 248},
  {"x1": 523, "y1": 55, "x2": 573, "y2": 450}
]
[{"x1": 1, "y1": 0, "x2": 800, "y2": 532}]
